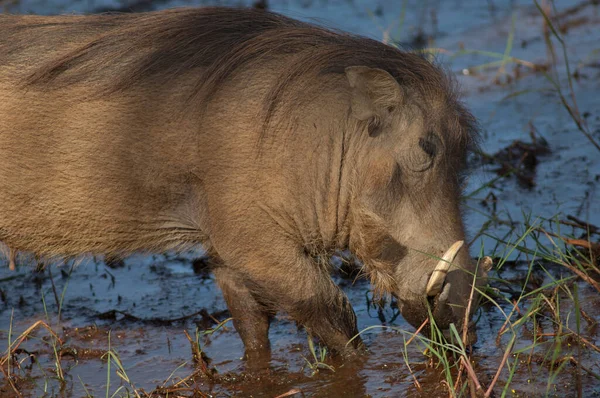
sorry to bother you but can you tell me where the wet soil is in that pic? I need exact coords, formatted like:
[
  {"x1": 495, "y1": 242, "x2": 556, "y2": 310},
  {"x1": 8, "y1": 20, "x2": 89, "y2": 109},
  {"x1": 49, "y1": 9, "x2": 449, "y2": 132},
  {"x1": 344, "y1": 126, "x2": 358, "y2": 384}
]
[
  {"x1": 2, "y1": 0, "x2": 600, "y2": 397},
  {"x1": 2, "y1": 254, "x2": 600, "y2": 397}
]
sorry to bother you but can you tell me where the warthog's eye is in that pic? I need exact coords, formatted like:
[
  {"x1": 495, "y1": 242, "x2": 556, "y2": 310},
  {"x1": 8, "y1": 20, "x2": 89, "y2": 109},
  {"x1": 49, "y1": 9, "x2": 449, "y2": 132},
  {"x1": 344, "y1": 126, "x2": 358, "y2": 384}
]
[
  {"x1": 408, "y1": 132, "x2": 439, "y2": 172},
  {"x1": 418, "y1": 132, "x2": 439, "y2": 159}
]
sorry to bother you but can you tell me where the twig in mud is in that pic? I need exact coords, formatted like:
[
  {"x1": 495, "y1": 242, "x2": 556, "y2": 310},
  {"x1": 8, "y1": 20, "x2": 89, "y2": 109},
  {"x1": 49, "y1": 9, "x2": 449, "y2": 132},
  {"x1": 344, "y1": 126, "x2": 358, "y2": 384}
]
[
  {"x1": 459, "y1": 356, "x2": 483, "y2": 396},
  {"x1": 559, "y1": 219, "x2": 600, "y2": 233},
  {"x1": 485, "y1": 335, "x2": 516, "y2": 397},
  {"x1": 142, "y1": 364, "x2": 208, "y2": 396},
  {"x1": 557, "y1": 256, "x2": 600, "y2": 292},
  {"x1": 573, "y1": 333, "x2": 600, "y2": 355},
  {"x1": 274, "y1": 388, "x2": 304, "y2": 398},
  {"x1": 453, "y1": 360, "x2": 464, "y2": 392},
  {"x1": 580, "y1": 308, "x2": 598, "y2": 327},
  {"x1": 183, "y1": 330, "x2": 214, "y2": 379},
  {"x1": 1, "y1": 320, "x2": 63, "y2": 367},
  {"x1": 405, "y1": 360, "x2": 422, "y2": 391},
  {"x1": 566, "y1": 215, "x2": 600, "y2": 235},
  {"x1": 169, "y1": 368, "x2": 205, "y2": 388},
  {"x1": 539, "y1": 230, "x2": 600, "y2": 292},
  {"x1": 0, "y1": 359, "x2": 23, "y2": 398},
  {"x1": 1, "y1": 320, "x2": 65, "y2": 395},
  {"x1": 454, "y1": 259, "x2": 489, "y2": 395},
  {"x1": 537, "y1": 226, "x2": 600, "y2": 252},
  {"x1": 562, "y1": 237, "x2": 600, "y2": 252},
  {"x1": 496, "y1": 300, "x2": 522, "y2": 342},
  {"x1": 565, "y1": 356, "x2": 600, "y2": 380},
  {"x1": 204, "y1": 310, "x2": 225, "y2": 326},
  {"x1": 446, "y1": 351, "x2": 480, "y2": 397},
  {"x1": 141, "y1": 383, "x2": 210, "y2": 398},
  {"x1": 538, "y1": 227, "x2": 600, "y2": 265},
  {"x1": 439, "y1": 380, "x2": 453, "y2": 397},
  {"x1": 461, "y1": 274, "x2": 476, "y2": 347},
  {"x1": 462, "y1": 257, "x2": 492, "y2": 346},
  {"x1": 405, "y1": 318, "x2": 429, "y2": 346},
  {"x1": 553, "y1": 0, "x2": 599, "y2": 21}
]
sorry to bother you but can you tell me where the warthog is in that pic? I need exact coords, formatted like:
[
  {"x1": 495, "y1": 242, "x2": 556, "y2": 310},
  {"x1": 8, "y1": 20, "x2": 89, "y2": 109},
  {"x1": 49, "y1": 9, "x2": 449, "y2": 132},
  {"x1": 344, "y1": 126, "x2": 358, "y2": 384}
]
[{"x1": 0, "y1": 7, "x2": 488, "y2": 360}]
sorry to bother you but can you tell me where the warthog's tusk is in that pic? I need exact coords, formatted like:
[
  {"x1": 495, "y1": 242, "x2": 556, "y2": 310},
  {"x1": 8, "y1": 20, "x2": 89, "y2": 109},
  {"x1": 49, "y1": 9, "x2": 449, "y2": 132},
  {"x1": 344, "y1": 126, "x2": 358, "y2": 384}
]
[{"x1": 426, "y1": 240, "x2": 465, "y2": 296}]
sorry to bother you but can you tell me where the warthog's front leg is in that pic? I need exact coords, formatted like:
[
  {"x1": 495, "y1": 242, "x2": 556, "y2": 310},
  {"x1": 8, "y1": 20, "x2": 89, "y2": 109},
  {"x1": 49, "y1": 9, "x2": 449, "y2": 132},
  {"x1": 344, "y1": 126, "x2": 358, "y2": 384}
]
[
  {"x1": 284, "y1": 276, "x2": 363, "y2": 359},
  {"x1": 217, "y1": 240, "x2": 364, "y2": 359},
  {"x1": 213, "y1": 265, "x2": 273, "y2": 364}
]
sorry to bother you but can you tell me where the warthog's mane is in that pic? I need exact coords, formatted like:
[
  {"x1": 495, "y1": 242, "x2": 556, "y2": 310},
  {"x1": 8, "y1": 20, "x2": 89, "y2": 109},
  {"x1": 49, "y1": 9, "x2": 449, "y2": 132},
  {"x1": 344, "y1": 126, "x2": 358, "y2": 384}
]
[{"x1": 0, "y1": 7, "x2": 477, "y2": 150}]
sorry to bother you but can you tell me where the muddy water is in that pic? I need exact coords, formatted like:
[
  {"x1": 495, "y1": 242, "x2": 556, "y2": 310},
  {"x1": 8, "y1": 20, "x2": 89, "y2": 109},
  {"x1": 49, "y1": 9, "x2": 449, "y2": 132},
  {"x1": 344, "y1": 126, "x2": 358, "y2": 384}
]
[
  {"x1": 0, "y1": 255, "x2": 440, "y2": 396},
  {"x1": 2, "y1": 0, "x2": 600, "y2": 396},
  {"x1": 2, "y1": 256, "x2": 600, "y2": 396}
]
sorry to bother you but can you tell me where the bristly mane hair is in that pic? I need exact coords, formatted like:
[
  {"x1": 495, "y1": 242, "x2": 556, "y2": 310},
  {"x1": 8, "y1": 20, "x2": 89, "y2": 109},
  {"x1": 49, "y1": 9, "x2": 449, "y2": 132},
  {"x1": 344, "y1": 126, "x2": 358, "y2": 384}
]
[{"x1": 0, "y1": 7, "x2": 478, "y2": 150}]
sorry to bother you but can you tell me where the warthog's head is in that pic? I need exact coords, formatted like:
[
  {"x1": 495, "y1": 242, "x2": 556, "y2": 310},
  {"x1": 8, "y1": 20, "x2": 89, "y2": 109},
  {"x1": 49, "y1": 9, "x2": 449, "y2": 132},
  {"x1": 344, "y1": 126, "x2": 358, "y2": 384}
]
[{"x1": 345, "y1": 65, "x2": 489, "y2": 343}]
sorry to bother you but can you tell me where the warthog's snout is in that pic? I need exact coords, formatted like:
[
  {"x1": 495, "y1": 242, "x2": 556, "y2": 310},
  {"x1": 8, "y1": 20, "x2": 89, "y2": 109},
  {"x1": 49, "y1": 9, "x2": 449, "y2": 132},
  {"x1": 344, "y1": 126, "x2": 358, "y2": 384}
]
[{"x1": 395, "y1": 241, "x2": 491, "y2": 346}]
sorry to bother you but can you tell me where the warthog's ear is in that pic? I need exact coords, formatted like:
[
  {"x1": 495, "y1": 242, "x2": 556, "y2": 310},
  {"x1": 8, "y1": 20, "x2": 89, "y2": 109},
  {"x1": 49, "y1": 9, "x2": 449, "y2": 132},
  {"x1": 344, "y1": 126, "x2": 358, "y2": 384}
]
[{"x1": 345, "y1": 66, "x2": 402, "y2": 137}]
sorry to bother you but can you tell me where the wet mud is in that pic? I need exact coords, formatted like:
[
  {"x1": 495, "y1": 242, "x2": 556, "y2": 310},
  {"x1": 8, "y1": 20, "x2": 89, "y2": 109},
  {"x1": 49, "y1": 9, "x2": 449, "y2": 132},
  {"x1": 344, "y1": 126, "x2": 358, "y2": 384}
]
[{"x1": 2, "y1": 253, "x2": 600, "y2": 396}]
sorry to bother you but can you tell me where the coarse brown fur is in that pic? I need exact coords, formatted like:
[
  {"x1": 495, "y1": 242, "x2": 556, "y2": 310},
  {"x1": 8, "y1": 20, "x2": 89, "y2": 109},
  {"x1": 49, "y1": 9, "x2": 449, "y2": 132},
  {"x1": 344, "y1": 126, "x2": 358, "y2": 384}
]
[{"x1": 0, "y1": 7, "x2": 483, "y2": 360}]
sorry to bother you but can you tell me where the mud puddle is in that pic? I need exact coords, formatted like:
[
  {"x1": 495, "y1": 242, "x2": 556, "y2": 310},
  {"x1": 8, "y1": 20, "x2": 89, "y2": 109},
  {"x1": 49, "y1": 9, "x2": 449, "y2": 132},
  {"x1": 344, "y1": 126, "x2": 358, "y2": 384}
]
[
  {"x1": 2, "y1": 255, "x2": 600, "y2": 396},
  {"x1": 0, "y1": 255, "x2": 417, "y2": 397}
]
